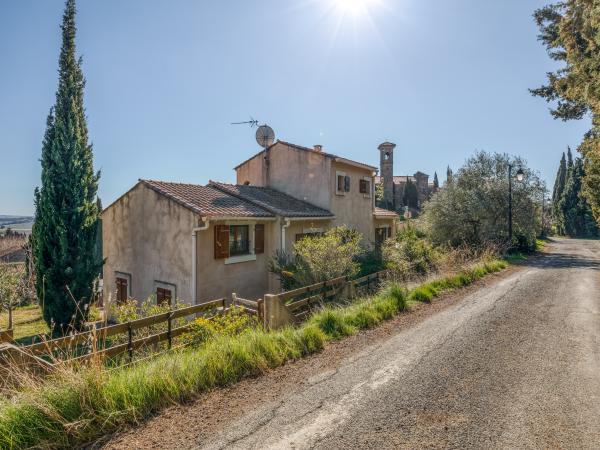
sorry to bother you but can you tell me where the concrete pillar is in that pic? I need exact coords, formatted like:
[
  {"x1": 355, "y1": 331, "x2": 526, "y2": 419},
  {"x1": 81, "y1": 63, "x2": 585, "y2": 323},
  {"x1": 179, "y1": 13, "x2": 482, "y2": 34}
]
[{"x1": 263, "y1": 294, "x2": 297, "y2": 329}]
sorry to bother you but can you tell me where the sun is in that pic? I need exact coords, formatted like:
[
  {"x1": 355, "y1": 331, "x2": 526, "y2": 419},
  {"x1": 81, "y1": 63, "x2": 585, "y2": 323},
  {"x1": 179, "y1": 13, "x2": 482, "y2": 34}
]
[{"x1": 334, "y1": 0, "x2": 375, "y2": 16}]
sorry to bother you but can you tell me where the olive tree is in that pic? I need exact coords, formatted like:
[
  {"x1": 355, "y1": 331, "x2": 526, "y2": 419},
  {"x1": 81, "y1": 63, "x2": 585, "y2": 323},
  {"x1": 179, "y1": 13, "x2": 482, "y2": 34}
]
[
  {"x1": 0, "y1": 264, "x2": 23, "y2": 331},
  {"x1": 421, "y1": 151, "x2": 542, "y2": 251}
]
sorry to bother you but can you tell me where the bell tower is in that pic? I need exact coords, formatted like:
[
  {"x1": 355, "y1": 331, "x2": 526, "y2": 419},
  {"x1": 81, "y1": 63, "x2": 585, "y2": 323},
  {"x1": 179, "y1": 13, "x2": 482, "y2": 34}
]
[{"x1": 378, "y1": 142, "x2": 396, "y2": 210}]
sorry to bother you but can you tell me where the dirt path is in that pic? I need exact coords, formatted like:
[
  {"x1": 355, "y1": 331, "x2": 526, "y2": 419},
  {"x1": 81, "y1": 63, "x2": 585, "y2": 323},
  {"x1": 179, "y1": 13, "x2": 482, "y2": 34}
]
[{"x1": 96, "y1": 239, "x2": 600, "y2": 449}]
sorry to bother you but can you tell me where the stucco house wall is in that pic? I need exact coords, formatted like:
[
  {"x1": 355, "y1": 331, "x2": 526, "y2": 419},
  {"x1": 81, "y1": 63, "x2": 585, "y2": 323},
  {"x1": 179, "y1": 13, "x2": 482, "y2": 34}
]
[
  {"x1": 236, "y1": 142, "x2": 332, "y2": 210},
  {"x1": 102, "y1": 183, "x2": 197, "y2": 305},
  {"x1": 329, "y1": 160, "x2": 376, "y2": 243}
]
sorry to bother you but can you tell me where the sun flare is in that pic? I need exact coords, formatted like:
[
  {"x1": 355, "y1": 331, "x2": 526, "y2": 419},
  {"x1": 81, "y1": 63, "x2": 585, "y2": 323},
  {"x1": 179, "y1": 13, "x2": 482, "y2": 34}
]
[{"x1": 334, "y1": 0, "x2": 375, "y2": 16}]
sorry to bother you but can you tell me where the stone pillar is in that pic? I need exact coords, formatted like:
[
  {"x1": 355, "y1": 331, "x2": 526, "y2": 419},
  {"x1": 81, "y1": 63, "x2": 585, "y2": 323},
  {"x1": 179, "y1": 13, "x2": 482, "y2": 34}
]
[{"x1": 378, "y1": 142, "x2": 396, "y2": 210}]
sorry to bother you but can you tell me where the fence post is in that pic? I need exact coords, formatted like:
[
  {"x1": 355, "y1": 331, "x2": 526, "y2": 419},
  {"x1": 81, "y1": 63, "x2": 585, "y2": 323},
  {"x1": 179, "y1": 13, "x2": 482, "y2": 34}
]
[
  {"x1": 128, "y1": 323, "x2": 133, "y2": 361},
  {"x1": 231, "y1": 293, "x2": 237, "y2": 308},
  {"x1": 167, "y1": 311, "x2": 173, "y2": 349}
]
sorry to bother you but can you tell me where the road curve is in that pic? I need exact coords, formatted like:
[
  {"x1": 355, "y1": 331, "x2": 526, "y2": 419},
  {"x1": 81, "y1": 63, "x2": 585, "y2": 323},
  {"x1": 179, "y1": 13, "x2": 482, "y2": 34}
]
[{"x1": 200, "y1": 239, "x2": 600, "y2": 450}]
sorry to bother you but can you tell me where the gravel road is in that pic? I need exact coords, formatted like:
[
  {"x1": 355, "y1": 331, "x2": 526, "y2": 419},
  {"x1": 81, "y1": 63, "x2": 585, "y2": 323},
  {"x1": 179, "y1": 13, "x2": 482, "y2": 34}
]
[{"x1": 198, "y1": 239, "x2": 600, "y2": 449}]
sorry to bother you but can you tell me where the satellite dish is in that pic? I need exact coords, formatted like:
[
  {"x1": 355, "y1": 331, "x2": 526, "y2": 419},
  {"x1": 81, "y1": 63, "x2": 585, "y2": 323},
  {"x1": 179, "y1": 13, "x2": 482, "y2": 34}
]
[{"x1": 256, "y1": 125, "x2": 275, "y2": 148}]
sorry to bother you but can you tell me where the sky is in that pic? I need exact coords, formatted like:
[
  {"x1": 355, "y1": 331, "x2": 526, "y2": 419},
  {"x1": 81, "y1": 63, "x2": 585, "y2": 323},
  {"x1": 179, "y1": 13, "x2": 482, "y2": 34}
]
[{"x1": 0, "y1": 0, "x2": 591, "y2": 216}]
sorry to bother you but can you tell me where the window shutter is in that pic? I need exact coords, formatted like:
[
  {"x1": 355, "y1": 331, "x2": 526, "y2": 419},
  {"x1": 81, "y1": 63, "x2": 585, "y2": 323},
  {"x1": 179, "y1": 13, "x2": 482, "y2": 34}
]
[
  {"x1": 254, "y1": 224, "x2": 265, "y2": 254},
  {"x1": 344, "y1": 176, "x2": 350, "y2": 192},
  {"x1": 359, "y1": 179, "x2": 367, "y2": 193},
  {"x1": 214, "y1": 225, "x2": 230, "y2": 259}
]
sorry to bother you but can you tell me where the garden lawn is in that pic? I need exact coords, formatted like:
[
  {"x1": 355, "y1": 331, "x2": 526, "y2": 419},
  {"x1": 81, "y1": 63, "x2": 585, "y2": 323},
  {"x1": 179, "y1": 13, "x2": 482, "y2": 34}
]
[{"x1": 0, "y1": 305, "x2": 48, "y2": 343}]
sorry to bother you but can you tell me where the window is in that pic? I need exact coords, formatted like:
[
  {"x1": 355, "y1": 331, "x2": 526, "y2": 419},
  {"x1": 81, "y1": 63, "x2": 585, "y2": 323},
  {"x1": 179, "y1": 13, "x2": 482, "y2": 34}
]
[
  {"x1": 156, "y1": 287, "x2": 172, "y2": 306},
  {"x1": 229, "y1": 225, "x2": 250, "y2": 256},
  {"x1": 336, "y1": 171, "x2": 350, "y2": 195},
  {"x1": 360, "y1": 178, "x2": 371, "y2": 195},
  {"x1": 115, "y1": 273, "x2": 131, "y2": 303},
  {"x1": 215, "y1": 224, "x2": 261, "y2": 261},
  {"x1": 337, "y1": 174, "x2": 345, "y2": 193}
]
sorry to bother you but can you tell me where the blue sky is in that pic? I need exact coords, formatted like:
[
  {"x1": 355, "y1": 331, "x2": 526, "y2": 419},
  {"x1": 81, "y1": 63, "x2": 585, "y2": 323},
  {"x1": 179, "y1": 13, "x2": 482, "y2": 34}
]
[{"x1": 0, "y1": 0, "x2": 591, "y2": 215}]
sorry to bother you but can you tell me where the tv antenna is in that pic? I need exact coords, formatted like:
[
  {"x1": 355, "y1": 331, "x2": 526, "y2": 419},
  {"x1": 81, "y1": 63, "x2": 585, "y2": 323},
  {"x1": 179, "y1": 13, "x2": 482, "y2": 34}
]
[{"x1": 231, "y1": 117, "x2": 259, "y2": 128}]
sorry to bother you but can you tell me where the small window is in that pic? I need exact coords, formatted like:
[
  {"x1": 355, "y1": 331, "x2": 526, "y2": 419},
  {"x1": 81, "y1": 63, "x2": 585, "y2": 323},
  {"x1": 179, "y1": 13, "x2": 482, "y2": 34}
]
[
  {"x1": 115, "y1": 274, "x2": 130, "y2": 303},
  {"x1": 229, "y1": 225, "x2": 250, "y2": 256},
  {"x1": 156, "y1": 287, "x2": 172, "y2": 306},
  {"x1": 337, "y1": 174, "x2": 345, "y2": 193},
  {"x1": 360, "y1": 178, "x2": 371, "y2": 194},
  {"x1": 336, "y1": 171, "x2": 349, "y2": 195}
]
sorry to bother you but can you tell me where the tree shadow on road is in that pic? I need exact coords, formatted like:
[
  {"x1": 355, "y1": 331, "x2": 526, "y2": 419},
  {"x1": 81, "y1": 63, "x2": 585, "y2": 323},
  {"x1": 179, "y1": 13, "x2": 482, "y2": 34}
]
[{"x1": 520, "y1": 252, "x2": 600, "y2": 271}]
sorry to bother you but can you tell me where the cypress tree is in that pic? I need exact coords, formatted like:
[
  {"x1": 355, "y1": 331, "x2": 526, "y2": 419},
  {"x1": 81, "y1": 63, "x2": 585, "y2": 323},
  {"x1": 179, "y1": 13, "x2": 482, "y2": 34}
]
[
  {"x1": 446, "y1": 166, "x2": 453, "y2": 184},
  {"x1": 32, "y1": 0, "x2": 101, "y2": 335},
  {"x1": 433, "y1": 172, "x2": 439, "y2": 190},
  {"x1": 559, "y1": 158, "x2": 598, "y2": 237},
  {"x1": 403, "y1": 179, "x2": 419, "y2": 208},
  {"x1": 552, "y1": 152, "x2": 567, "y2": 233}
]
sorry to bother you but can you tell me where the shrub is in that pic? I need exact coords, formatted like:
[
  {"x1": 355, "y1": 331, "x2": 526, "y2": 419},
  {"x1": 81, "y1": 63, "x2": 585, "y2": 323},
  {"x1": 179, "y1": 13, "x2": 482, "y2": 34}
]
[
  {"x1": 382, "y1": 225, "x2": 438, "y2": 280},
  {"x1": 269, "y1": 226, "x2": 362, "y2": 289},
  {"x1": 185, "y1": 306, "x2": 260, "y2": 346}
]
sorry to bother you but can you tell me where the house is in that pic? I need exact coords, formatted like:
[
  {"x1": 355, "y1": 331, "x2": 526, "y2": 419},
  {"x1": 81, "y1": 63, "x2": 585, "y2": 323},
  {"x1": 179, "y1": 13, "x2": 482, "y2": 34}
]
[
  {"x1": 375, "y1": 142, "x2": 437, "y2": 212},
  {"x1": 102, "y1": 140, "x2": 399, "y2": 306}
]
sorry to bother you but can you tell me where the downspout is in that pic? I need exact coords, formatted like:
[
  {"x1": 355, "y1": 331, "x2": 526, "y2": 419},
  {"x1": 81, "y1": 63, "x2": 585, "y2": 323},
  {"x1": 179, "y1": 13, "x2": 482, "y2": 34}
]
[
  {"x1": 281, "y1": 218, "x2": 291, "y2": 252},
  {"x1": 192, "y1": 217, "x2": 210, "y2": 304}
]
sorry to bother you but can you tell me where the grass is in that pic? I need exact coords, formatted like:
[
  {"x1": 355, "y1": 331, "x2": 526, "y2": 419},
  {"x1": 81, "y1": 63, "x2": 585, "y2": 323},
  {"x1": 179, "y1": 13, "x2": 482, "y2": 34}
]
[
  {"x1": 0, "y1": 259, "x2": 507, "y2": 450},
  {"x1": 0, "y1": 305, "x2": 49, "y2": 343}
]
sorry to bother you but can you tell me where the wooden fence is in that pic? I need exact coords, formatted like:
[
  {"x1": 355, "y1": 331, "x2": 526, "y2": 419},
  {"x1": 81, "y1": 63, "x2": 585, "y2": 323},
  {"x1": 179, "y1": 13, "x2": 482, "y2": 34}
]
[
  {"x1": 4, "y1": 298, "x2": 227, "y2": 365},
  {"x1": 1, "y1": 270, "x2": 390, "y2": 368},
  {"x1": 264, "y1": 270, "x2": 390, "y2": 328}
]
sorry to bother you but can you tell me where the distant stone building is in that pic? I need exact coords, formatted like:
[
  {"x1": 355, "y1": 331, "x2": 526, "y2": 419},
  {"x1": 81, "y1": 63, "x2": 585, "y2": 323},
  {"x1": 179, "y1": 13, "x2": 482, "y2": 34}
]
[{"x1": 374, "y1": 142, "x2": 437, "y2": 213}]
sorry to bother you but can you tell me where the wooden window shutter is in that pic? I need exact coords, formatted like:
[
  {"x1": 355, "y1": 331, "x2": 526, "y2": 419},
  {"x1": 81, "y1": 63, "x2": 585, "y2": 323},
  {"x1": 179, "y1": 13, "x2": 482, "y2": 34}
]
[
  {"x1": 116, "y1": 277, "x2": 128, "y2": 303},
  {"x1": 214, "y1": 225, "x2": 230, "y2": 259},
  {"x1": 254, "y1": 224, "x2": 265, "y2": 254},
  {"x1": 359, "y1": 179, "x2": 368, "y2": 193},
  {"x1": 344, "y1": 176, "x2": 351, "y2": 192}
]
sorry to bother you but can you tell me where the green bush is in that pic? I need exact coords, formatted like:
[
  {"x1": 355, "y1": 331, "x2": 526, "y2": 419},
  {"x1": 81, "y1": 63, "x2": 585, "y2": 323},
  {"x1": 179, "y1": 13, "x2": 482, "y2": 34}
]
[
  {"x1": 269, "y1": 226, "x2": 362, "y2": 290},
  {"x1": 185, "y1": 306, "x2": 260, "y2": 346},
  {"x1": 382, "y1": 225, "x2": 438, "y2": 280}
]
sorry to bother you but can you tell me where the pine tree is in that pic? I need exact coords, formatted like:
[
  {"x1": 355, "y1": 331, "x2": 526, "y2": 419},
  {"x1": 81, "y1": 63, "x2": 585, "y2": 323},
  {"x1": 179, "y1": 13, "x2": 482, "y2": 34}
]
[
  {"x1": 32, "y1": 0, "x2": 101, "y2": 335},
  {"x1": 552, "y1": 152, "x2": 567, "y2": 233},
  {"x1": 559, "y1": 158, "x2": 598, "y2": 237},
  {"x1": 433, "y1": 172, "x2": 439, "y2": 190}
]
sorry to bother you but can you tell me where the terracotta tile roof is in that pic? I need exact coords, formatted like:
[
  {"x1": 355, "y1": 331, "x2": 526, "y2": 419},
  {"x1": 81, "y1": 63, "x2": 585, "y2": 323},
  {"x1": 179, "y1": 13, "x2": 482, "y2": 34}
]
[
  {"x1": 209, "y1": 181, "x2": 334, "y2": 218},
  {"x1": 233, "y1": 140, "x2": 377, "y2": 172},
  {"x1": 374, "y1": 207, "x2": 399, "y2": 217},
  {"x1": 140, "y1": 180, "x2": 274, "y2": 218}
]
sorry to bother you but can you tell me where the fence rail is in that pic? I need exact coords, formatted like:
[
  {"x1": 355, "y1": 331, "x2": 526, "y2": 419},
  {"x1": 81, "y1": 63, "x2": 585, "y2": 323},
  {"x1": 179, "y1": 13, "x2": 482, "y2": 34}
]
[
  {"x1": 12, "y1": 298, "x2": 227, "y2": 364},
  {"x1": 264, "y1": 270, "x2": 390, "y2": 328}
]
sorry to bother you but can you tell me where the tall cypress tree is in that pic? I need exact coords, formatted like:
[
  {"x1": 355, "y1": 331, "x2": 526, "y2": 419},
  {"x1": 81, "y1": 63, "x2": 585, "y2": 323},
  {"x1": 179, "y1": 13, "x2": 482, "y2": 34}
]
[
  {"x1": 446, "y1": 166, "x2": 453, "y2": 184},
  {"x1": 433, "y1": 172, "x2": 439, "y2": 190},
  {"x1": 33, "y1": 0, "x2": 101, "y2": 335},
  {"x1": 552, "y1": 152, "x2": 567, "y2": 233},
  {"x1": 559, "y1": 158, "x2": 598, "y2": 237}
]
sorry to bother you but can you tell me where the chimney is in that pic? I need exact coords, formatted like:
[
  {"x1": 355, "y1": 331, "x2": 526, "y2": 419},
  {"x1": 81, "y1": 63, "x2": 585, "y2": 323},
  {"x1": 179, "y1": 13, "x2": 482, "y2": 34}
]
[{"x1": 313, "y1": 145, "x2": 323, "y2": 152}]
